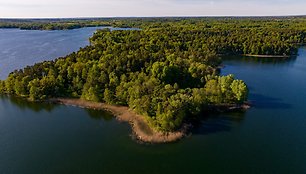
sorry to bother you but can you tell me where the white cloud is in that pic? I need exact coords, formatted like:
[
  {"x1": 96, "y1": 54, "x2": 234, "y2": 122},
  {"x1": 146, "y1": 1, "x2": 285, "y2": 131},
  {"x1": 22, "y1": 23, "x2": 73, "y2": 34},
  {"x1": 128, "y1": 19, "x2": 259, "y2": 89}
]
[{"x1": 0, "y1": 0, "x2": 305, "y2": 18}]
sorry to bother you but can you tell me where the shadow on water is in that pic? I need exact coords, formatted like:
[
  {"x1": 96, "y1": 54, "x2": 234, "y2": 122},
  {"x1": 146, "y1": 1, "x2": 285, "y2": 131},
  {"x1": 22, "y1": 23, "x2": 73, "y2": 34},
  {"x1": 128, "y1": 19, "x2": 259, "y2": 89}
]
[
  {"x1": 85, "y1": 109, "x2": 114, "y2": 121},
  {"x1": 222, "y1": 55, "x2": 298, "y2": 65},
  {"x1": 1, "y1": 95, "x2": 57, "y2": 112},
  {"x1": 191, "y1": 92, "x2": 292, "y2": 136},
  {"x1": 249, "y1": 93, "x2": 292, "y2": 109},
  {"x1": 196, "y1": 54, "x2": 297, "y2": 136},
  {"x1": 1, "y1": 95, "x2": 114, "y2": 122},
  {"x1": 191, "y1": 110, "x2": 246, "y2": 136}
]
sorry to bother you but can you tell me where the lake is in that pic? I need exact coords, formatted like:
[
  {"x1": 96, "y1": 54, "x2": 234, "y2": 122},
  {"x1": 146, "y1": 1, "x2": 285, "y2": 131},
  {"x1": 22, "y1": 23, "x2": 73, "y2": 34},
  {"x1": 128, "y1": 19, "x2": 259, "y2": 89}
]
[
  {"x1": 0, "y1": 27, "x2": 137, "y2": 80},
  {"x1": 0, "y1": 28, "x2": 305, "y2": 174}
]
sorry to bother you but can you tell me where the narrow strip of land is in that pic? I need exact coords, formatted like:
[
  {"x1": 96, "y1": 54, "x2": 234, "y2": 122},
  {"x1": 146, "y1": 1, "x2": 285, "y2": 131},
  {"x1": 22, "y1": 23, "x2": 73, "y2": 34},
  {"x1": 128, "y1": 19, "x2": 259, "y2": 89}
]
[
  {"x1": 49, "y1": 98, "x2": 187, "y2": 143},
  {"x1": 243, "y1": 54, "x2": 290, "y2": 58}
]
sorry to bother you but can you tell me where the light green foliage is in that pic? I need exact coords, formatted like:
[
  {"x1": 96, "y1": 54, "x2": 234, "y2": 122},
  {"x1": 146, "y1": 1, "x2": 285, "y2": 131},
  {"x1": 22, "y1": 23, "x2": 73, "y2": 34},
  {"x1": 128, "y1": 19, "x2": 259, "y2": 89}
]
[
  {"x1": 204, "y1": 75, "x2": 248, "y2": 104},
  {"x1": 190, "y1": 88, "x2": 207, "y2": 115},
  {"x1": 218, "y1": 75, "x2": 235, "y2": 102},
  {"x1": 0, "y1": 80, "x2": 5, "y2": 93},
  {"x1": 14, "y1": 76, "x2": 31, "y2": 96},
  {"x1": 82, "y1": 85, "x2": 100, "y2": 102},
  {"x1": 28, "y1": 79, "x2": 43, "y2": 101},
  {"x1": 204, "y1": 79, "x2": 223, "y2": 104},
  {"x1": 103, "y1": 88, "x2": 115, "y2": 104},
  {"x1": 4, "y1": 75, "x2": 15, "y2": 94},
  {"x1": 149, "y1": 91, "x2": 191, "y2": 132},
  {"x1": 231, "y1": 80, "x2": 248, "y2": 103}
]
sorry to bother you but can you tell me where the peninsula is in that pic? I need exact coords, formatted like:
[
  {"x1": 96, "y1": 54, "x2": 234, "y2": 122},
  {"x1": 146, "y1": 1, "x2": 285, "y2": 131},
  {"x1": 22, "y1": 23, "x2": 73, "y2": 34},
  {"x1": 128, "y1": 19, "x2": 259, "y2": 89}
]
[{"x1": 1, "y1": 17, "x2": 306, "y2": 143}]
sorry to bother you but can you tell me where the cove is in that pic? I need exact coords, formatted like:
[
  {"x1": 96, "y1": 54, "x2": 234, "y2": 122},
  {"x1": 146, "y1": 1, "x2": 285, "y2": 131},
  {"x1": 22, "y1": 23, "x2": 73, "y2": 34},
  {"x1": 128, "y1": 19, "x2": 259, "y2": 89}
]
[{"x1": 0, "y1": 28, "x2": 306, "y2": 173}]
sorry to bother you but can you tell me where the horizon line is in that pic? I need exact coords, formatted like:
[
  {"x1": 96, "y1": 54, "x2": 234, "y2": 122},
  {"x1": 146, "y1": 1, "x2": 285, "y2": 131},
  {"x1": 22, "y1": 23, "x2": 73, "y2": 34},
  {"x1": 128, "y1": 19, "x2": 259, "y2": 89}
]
[{"x1": 1, "y1": 14, "x2": 306, "y2": 19}]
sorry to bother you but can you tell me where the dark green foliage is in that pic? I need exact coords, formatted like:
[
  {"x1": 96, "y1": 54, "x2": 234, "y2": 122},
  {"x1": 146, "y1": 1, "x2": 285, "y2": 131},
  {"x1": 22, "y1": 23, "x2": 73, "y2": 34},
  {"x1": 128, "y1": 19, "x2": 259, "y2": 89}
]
[
  {"x1": 6, "y1": 17, "x2": 306, "y2": 131},
  {"x1": 0, "y1": 80, "x2": 5, "y2": 93},
  {"x1": 0, "y1": 18, "x2": 112, "y2": 30}
]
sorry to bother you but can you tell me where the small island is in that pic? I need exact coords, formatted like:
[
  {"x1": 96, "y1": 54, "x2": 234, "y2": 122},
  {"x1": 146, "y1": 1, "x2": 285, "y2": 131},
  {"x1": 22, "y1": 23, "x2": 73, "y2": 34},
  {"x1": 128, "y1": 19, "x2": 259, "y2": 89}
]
[{"x1": 1, "y1": 18, "x2": 305, "y2": 143}]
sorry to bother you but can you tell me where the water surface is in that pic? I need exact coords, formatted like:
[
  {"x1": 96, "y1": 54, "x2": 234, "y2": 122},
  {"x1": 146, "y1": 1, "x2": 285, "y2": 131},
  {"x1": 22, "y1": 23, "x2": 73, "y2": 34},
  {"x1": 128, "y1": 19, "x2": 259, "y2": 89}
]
[
  {"x1": 0, "y1": 27, "x2": 136, "y2": 79},
  {"x1": 0, "y1": 29, "x2": 305, "y2": 174}
]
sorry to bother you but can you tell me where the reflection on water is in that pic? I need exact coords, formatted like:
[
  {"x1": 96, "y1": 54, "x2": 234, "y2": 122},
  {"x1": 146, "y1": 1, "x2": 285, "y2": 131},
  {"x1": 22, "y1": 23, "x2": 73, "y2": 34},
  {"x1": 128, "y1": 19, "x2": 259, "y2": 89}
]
[
  {"x1": 222, "y1": 55, "x2": 297, "y2": 65},
  {"x1": 192, "y1": 110, "x2": 246, "y2": 135},
  {"x1": 85, "y1": 109, "x2": 114, "y2": 121},
  {"x1": 249, "y1": 93, "x2": 292, "y2": 109},
  {"x1": 2, "y1": 93, "x2": 246, "y2": 136},
  {"x1": 1, "y1": 95, "x2": 56, "y2": 112},
  {"x1": 194, "y1": 53, "x2": 300, "y2": 136},
  {"x1": 0, "y1": 95, "x2": 114, "y2": 122}
]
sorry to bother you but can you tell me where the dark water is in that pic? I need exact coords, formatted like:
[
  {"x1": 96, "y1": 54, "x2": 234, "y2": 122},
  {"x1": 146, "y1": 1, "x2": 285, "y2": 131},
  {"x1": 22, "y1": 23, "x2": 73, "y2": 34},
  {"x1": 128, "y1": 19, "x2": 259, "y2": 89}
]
[{"x1": 0, "y1": 29, "x2": 306, "y2": 174}]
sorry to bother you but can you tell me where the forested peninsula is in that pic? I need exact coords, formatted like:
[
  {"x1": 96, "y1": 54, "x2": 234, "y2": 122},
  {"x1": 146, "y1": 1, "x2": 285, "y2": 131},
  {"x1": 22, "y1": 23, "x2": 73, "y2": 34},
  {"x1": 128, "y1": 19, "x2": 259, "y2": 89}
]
[{"x1": 1, "y1": 17, "x2": 306, "y2": 142}]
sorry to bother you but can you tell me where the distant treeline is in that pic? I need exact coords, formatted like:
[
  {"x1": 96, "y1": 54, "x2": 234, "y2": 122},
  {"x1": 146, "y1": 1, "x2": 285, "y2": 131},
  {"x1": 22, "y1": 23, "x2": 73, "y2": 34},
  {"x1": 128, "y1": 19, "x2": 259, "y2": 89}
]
[
  {"x1": 0, "y1": 18, "x2": 112, "y2": 30},
  {"x1": 1, "y1": 17, "x2": 306, "y2": 55}
]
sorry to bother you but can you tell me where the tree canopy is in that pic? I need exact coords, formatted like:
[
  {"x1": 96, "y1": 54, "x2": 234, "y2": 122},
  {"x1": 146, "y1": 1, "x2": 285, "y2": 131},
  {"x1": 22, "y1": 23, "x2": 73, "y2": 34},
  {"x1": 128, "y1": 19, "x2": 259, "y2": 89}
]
[{"x1": 2, "y1": 17, "x2": 306, "y2": 132}]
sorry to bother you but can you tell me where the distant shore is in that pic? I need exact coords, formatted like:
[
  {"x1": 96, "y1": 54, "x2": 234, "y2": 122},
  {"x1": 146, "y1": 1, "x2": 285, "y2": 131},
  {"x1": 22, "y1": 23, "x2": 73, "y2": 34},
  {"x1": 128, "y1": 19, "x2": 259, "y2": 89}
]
[
  {"x1": 49, "y1": 98, "x2": 187, "y2": 144},
  {"x1": 243, "y1": 54, "x2": 291, "y2": 58}
]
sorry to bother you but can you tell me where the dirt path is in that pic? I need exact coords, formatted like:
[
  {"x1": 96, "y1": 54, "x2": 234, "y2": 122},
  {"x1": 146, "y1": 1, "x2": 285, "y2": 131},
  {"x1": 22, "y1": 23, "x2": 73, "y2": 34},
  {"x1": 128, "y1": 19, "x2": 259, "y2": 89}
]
[{"x1": 49, "y1": 98, "x2": 187, "y2": 143}]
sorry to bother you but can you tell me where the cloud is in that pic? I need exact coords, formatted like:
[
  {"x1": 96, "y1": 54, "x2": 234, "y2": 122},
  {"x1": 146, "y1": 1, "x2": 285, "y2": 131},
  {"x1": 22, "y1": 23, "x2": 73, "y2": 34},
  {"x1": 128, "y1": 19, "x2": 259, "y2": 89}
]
[{"x1": 0, "y1": 0, "x2": 305, "y2": 18}]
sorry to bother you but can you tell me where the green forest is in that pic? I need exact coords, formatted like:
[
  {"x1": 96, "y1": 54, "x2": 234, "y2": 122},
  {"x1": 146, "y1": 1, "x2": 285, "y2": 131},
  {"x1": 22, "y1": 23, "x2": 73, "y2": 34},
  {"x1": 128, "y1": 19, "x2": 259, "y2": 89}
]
[
  {"x1": 1, "y1": 17, "x2": 306, "y2": 132},
  {"x1": 0, "y1": 18, "x2": 112, "y2": 30}
]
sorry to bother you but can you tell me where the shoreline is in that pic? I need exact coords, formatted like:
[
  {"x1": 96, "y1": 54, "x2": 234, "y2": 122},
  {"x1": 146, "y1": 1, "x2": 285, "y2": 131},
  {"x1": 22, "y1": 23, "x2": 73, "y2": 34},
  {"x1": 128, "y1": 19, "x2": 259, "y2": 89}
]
[
  {"x1": 48, "y1": 98, "x2": 188, "y2": 144},
  {"x1": 242, "y1": 54, "x2": 291, "y2": 58}
]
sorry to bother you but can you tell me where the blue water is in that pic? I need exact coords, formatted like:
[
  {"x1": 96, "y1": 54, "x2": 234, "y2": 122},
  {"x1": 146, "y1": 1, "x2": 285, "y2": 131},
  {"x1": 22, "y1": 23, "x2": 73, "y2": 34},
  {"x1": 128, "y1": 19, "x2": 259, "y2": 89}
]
[
  {"x1": 0, "y1": 27, "x2": 137, "y2": 79},
  {"x1": 220, "y1": 50, "x2": 306, "y2": 173},
  {"x1": 0, "y1": 28, "x2": 305, "y2": 174}
]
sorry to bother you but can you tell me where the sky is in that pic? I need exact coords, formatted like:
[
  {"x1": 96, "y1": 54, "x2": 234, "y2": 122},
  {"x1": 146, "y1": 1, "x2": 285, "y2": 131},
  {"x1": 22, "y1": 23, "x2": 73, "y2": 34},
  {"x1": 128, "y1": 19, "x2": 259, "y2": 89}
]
[{"x1": 0, "y1": 0, "x2": 305, "y2": 18}]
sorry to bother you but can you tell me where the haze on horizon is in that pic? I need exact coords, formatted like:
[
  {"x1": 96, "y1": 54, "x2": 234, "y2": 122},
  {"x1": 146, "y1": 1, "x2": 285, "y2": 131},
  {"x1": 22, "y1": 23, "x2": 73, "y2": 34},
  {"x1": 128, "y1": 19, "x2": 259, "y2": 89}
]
[{"x1": 0, "y1": 0, "x2": 305, "y2": 18}]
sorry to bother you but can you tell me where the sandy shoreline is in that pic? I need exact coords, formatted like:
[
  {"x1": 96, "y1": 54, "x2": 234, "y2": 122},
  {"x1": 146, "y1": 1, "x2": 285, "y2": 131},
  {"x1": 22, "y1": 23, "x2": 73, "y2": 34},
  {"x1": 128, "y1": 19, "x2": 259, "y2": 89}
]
[{"x1": 49, "y1": 98, "x2": 187, "y2": 144}]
